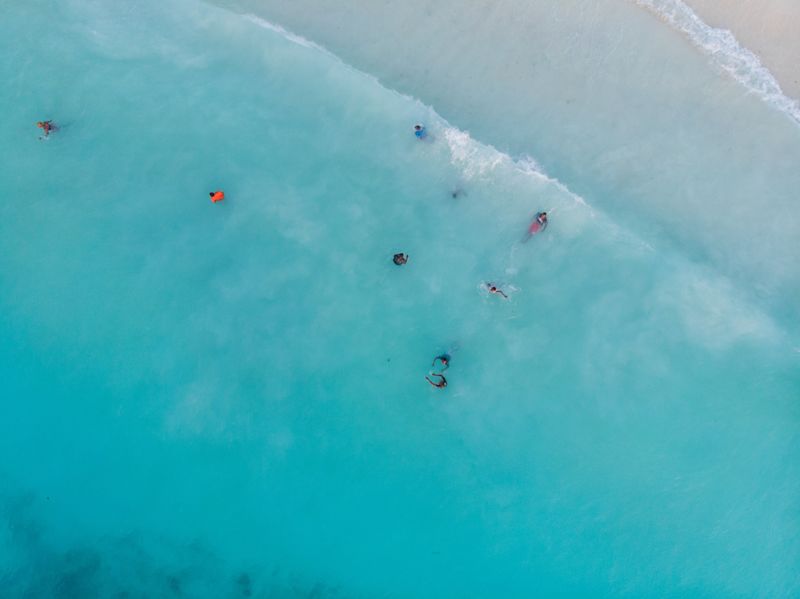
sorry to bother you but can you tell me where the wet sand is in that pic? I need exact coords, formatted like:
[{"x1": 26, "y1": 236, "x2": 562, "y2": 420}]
[{"x1": 687, "y1": 0, "x2": 800, "y2": 100}]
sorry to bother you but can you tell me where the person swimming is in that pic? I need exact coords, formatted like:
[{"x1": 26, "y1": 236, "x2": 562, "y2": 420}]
[
  {"x1": 425, "y1": 373, "x2": 447, "y2": 389},
  {"x1": 393, "y1": 252, "x2": 408, "y2": 265},
  {"x1": 432, "y1": 354, "x2": 450, "y2": 372},
  {"x1": 413, "y1": 123, "x2": 427, "y2": 139},
  {"x1": 209, "y1": 190, "x2": 225, "y2": 203},
  {"x1": 486, "y1": 283, "x2": 508, "y2": 299},
  {"x1": 36, "y1": 120, "x2": 57, "y2": 137},
  {"x1": 523, "y1": 211, "x2": 548, "y2": 241}
]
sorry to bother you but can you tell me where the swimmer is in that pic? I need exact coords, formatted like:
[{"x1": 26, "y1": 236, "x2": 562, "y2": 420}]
[
  {"x1": 486, "y1": 283, "x2": 508, "y2": 299},
  {"x1": 451, "y1": 188, "x2": 464, "y2": 199},
  {"x1": 432, "y1": 354, "x2": 450, "y2": 372},
  {"x1": 523, "y1": 211, "x2": 548, "y2": 242},
  {"x1": 425, "y1": 373, "x2": 447, "y2": 389},
  {"x1": 36, "y1": 120, "x2": 57, "y2": 137},
  {"x1": 393, "y1": 252, "x2": 408, "y2": 265},
  {"x1": 413, "y1": 123, "x2": 427, "y2": 139},
  {"x1": 209, "y1": 190, "x2": 225, "y2": 203}
]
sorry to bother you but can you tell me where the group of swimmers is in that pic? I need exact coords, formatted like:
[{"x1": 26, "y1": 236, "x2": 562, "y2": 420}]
[
  {"x1": 39, "y1": 120, "x2": 230, "y2": 204},
  {"x1": 37, "y1": 117, "x2": 547, "y2": 391},
  {"x1": 404, "y1": 124, "x2": 551, "y2": 389},
  {"x1": 426, "y1": 354, "x2": 450, "y2": 388}
]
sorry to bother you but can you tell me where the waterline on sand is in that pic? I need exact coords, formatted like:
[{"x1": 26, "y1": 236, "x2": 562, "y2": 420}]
[{"x1": 634, "y1": 0, "x2": 800, "y2": 124}]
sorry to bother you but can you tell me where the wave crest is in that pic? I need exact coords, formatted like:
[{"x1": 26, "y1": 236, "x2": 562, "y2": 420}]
[{"x1": 634, "y1": 0, "x2": 800, "y2": 124}]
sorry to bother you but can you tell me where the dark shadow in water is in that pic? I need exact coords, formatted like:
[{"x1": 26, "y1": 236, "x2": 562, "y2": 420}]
[
  {"x1": 236, "y1": 572, "x2": 252, "y2": 597},
  {"x1": 0, "y1": 491, "x2": 343, "y2": 598}
]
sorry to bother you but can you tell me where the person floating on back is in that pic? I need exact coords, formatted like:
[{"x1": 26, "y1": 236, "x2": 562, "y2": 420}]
[
  {"x1": 413, "y1": 123, "x2": 427, "y2": 140},
  {"x1": 426, "y1": 373, "x2": 447, "y2": 389},
  {"x1": 486, "y1": 283, "x2": 508, "y2": 299},
  {"x1": 393, "y1": 252, "x2": 408, "y2": 265},
  {"x1": 209, "y1": 190, "x2": 225, "y2": 203},
  {"x1": 432, "y1": 354, "x2": 450, "y2": 372},
  {"x1": 36, "y1": 120, "x2": 57, "y2": 137},
  {"x1": 523, "y1": 211, "x2": 548, "y2": 242}
]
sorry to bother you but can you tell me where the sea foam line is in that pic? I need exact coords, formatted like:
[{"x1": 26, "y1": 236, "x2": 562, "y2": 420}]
[
  {"x1": 241, "y1": 10, "x2": 782, "y2": 343},
  {"x1": 244, "y1": 13, "x2": 590, "y2": 211},
  {"x1": 244, "y1": 15, "x2": 327, "y2": 53},
  {"x1": 634, "y1": 0, "x2": 800, "y2": 125},
  {"x1": 442, "y1": 127, "x2": 590, "y2": 210}
]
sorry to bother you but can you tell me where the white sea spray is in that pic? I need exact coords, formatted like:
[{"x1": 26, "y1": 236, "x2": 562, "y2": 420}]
[
  {"x1": 245, "y1": 13, "x2": 593, "y2": 213},
  {"x1": 244, "y1": 14, "x2": 327, "y2": 52},
  {"x1": 634, "y1": 0, "x2": 800, "y2": 124}
]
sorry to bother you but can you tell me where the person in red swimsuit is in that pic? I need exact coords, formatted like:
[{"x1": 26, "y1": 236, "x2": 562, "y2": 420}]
[
  {"x1": 523, "y1": 211, "x2": 548, "y2": 242},
  {"x1": 37, "y1": 120, "x2": 57, "y2": 137}
]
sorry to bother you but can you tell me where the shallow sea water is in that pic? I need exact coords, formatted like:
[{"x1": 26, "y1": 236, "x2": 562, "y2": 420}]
[
  {"x1": 224, "y1": 0, "x2": 800, "y2": 320},
  {"x1": 0, "y1": 0, "x2": 798, "y2": 597}
]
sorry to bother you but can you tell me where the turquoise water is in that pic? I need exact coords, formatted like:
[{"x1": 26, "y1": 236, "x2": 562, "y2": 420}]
[{"x1": 1, "y1": 0, "x2": 798, "y2": 597}]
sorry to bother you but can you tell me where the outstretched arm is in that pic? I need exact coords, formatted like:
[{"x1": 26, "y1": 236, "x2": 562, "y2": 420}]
[
  {"x1": 426, "y1": 374, "x2": 445, "y2": 386},
  {"x1": 498, "y1": 290, "x2": 508, "y2": 299}
]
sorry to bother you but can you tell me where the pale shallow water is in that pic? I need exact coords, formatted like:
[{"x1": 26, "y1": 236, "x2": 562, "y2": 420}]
[
  {"x1": 1, "y1": 0, "x2": 798, "y2": 597},
  {"x1": 222, "y1": 0, "x2": 800, "y2": 320}
]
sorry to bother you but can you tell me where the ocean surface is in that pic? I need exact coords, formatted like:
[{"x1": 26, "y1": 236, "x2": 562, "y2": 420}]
[{"x1": 1, "y1": 0, "x2": 798, "y2": 597}]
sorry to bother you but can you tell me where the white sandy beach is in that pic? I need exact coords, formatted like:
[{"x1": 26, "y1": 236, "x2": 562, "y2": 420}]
[{"x1": 686, "y1": 0, "x2": 800, "y2": 100}]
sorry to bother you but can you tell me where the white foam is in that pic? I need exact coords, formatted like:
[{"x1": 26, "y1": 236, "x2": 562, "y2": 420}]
[
  {"x1": 242, "y1": 11, "x2": 666, "y2": 260},
  {"x1": 243, "y1": 12, "x2": 387, "y2": 90},
  {"x1": 244, "y1": 14, "x2": 327, "y2": 52},
  {"x1": 442, "y1": 127, "x2": 591, "y2": 210},
  {"x1": 634, "y1": 0, "x2": 800, "y2": 125},
  {"x1": 244, "y1": 13, "x2": 594, "y2": 218},
  {"x1": 443, "y1": 127, "x2": 506, "y2": 180}
]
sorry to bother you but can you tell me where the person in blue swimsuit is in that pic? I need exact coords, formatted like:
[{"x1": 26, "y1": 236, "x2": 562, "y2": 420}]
[{"x1": 414, "y1": 123, "x2": 427, "y2": 139}]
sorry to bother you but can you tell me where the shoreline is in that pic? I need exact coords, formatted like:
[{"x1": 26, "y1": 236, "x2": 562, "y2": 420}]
[
  {"x1": 683, "y1": 0, "x2": 800, "y2": 101},
  {"x1": 635, "y1": 0, "x2": 800, "y2": 120}
]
